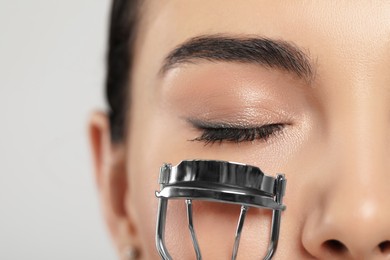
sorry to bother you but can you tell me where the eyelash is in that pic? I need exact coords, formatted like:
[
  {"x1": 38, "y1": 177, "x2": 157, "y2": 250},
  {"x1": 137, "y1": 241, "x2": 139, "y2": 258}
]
[{"x1": 190, "y1": 123, "x2": 285, "y2": 145}]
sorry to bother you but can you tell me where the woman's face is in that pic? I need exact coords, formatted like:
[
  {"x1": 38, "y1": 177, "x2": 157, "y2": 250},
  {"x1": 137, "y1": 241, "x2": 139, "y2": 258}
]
[{"x1": 91, "y1": 1, "x2": 390, "y2": 259}]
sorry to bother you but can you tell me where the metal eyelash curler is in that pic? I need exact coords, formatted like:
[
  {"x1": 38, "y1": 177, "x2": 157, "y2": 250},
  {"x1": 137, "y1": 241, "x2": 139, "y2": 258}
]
[{"x1": 155, "y1": 160, "x2": 287, "y2": 260}]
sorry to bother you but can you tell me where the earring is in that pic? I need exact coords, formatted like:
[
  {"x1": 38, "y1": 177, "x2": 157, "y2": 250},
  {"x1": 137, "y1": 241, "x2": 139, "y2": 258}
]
[{"x1": 124, "y1": 246, "x2": 139, "y2": 260}]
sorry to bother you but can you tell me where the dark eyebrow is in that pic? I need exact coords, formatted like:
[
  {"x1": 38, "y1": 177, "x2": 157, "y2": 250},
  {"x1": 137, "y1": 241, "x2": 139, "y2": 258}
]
[{"x1": 160, "y1": 35, "x2": 314, "y2": 81}]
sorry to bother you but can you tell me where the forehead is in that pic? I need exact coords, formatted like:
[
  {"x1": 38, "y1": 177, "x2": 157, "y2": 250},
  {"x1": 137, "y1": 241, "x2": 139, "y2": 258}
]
[
  {"x1": 142, "y1": 1, "x2": 390, "y2": 36},
  {"x1": 131, "y1": 1, "x2": 390, "y2": 99}
]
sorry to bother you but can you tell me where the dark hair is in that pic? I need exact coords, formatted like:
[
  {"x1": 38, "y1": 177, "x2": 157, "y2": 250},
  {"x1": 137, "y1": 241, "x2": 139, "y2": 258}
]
[{"x1": 106, "y1": 0, "x2": 140, "y2": 142}]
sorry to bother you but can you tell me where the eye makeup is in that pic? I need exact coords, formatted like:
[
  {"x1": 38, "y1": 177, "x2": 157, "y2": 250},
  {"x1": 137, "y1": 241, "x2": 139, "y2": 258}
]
[{"x1": 187, "y1": 119, "x2": 287, "y2": 145}]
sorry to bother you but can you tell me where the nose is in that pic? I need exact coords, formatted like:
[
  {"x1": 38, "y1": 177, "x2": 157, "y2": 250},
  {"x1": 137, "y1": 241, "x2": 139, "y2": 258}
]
[
  {"x1": 302, "y1": 186, "x2": 390, "y2": 259},
  {"x1": 301, "y1": 122, "x2": 390, "y2": 259}
]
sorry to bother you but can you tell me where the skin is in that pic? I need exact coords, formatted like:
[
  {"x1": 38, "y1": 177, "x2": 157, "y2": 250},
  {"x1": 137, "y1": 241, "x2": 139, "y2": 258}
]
[{"x1": 89, "y1": 1, "x2": 390, "y2": 259}]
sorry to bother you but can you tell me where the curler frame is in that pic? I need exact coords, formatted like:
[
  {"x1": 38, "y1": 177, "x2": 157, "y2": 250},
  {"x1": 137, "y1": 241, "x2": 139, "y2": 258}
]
[{"x1": 155, "y1": 160, "x2": 287, "y2": 260}]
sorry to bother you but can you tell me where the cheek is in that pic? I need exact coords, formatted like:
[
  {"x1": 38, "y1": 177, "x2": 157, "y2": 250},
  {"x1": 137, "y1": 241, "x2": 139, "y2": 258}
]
[
  {"x1": 126, "y1": 112, "x2": 193, "y2": 258},
  {"x1": 126, "y1": 103, "x2": 192, "y2": 258}
]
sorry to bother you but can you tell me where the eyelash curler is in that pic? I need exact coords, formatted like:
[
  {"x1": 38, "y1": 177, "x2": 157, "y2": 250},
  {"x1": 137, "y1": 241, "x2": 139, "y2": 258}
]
[{"x1": 155, "y1": 160, "x2": 287, "y2": 260}]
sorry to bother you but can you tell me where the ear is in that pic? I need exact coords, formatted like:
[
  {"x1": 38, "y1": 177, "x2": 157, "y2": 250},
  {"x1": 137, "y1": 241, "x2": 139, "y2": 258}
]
[{"x1": 88, "y1": 111, "x2": 138, "y2": 258}]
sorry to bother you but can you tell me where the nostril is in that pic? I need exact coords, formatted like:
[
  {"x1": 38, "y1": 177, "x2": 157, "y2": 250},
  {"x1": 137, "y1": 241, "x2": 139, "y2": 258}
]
[
  {"x1": 379, "y1": 241, "x2": 390, "y2": 254},
  {"x1": 322, "y1": 239, "x2": 348, "y2": 254}
]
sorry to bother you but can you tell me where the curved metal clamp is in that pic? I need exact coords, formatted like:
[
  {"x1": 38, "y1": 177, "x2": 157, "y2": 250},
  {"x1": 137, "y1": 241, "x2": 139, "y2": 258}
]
[{"x1": 155, "y1": 160, "x2": 287, "y2": 260}]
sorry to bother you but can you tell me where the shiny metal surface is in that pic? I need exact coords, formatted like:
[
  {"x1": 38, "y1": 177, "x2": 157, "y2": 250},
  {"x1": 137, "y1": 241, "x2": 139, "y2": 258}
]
[
  {"x1": 155, "y1": 160, "x2": 287, "y2": 260},
  {"x1": 158, "y1": 160, "x2": 277, "y2": 197},
  {"x1": 232, "y1": 205, "x2": 248, "y2": 259},
  {"x1": 186, "y1": 199, "x2": 201, "y2": 259}
]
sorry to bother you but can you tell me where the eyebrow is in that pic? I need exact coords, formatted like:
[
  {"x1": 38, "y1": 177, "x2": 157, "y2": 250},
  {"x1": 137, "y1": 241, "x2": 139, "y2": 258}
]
[{"x1": 160, "y1": 35, "x2": 314, "y2": 81}]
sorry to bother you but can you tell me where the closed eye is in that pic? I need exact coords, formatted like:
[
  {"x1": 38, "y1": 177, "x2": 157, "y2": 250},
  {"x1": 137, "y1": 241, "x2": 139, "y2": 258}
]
[{"x1": 188, "y1": 120, "x2": 286, "y2": 145}]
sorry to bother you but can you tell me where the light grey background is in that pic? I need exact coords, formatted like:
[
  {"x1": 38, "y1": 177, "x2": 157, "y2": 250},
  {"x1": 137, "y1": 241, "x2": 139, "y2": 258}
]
[{"x1": 0, "y1": 1, "x2": 117, "y2": 259}]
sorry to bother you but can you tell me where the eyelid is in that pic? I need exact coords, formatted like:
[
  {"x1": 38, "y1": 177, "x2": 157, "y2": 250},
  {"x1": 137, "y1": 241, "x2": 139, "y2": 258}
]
[
  {"x1": 187, "y1": 118, "x2": 287, "y2": 145},
  {"x1": 186, "y1": 118, "x2": 278, "y2": 129}
]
